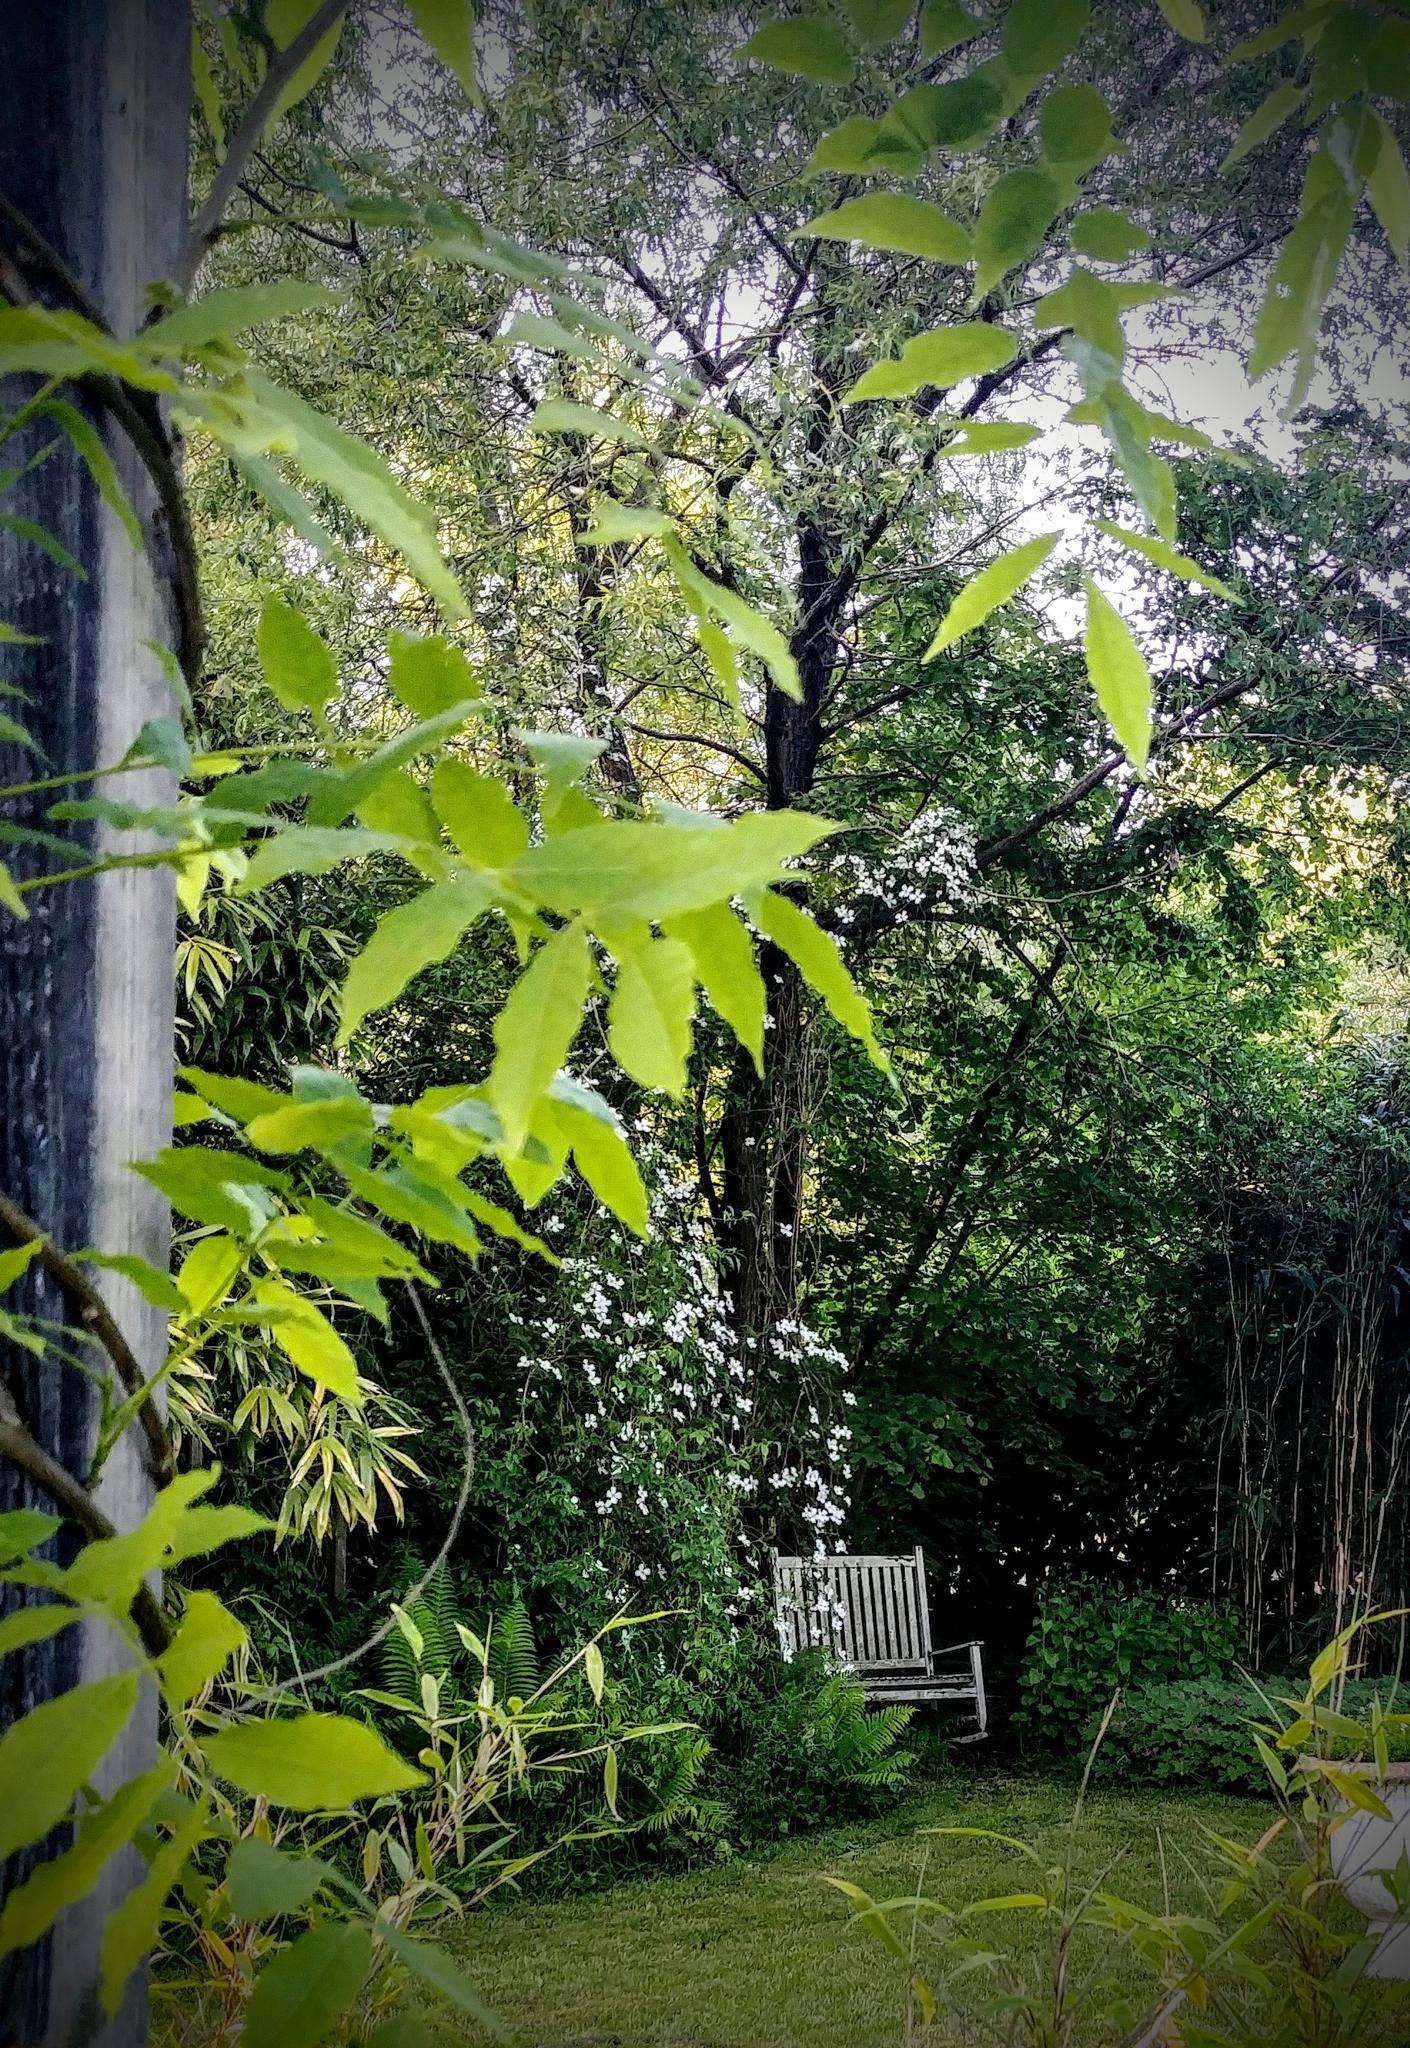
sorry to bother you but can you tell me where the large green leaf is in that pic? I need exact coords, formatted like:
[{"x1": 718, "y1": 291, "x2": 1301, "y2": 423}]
[
  {"x1": 1155, "y1": 0, "x2": 1205, "y2": 39},
  {"x1": 1249, "y1": 115, "x2": 1363, "y2": 406},
  {"x1": 158, "y1": 1591, "x2": 247, "y2": 1708},
  {"x1": 253, "y1": 1283, "x2": 362, "y2": 1402},
  {"x1": 923, "y1": 533, "x2": 1060, "y2": 657},
  {"x1": 920, "y1": 0, "x2": 980, "y2": 56},
  {"x1": 337, "y1": 877, "x2": 491, "y2": 1044},
  {"x1": 530, "y1": 399, "x2": 646, "y2": 447},
  {"x1": 662, "y1": 541, "x2": 800, "y2": 700},
  {"x1": 0, "y1": 1674, "x2": 139, "y2": 1863},
  {"x1": 245, "y1": 1096, "x2": 373, "y2": 1154},
  {"x1": 0, "y1": 1762, "x2": 171, "y2": 1961},
  {"x1": 1001, "y1": 0, "x2": 1090, "y2": 76},
  {"x1": 971, "y1": 170, "x2": 1062, "y2": 299},
  {"x1": 406, "y1": 0, "x2": 480, "y2": 100},
  {"x1": 1368, "y1": 111, "x2": 1410, "y2": 270},
  {"x1": 511, "y1": 811, "x2": 838, "y2": 925},
  {"x1": 549, "y1": 1089, "x2": 650, "y2": 1237},
  {"x1": 431, "y1": 762, "x2": 529, "y2": 869},
  {"x1": 742, "y1": 17, "x2": 856, "y2": 83},
  {"x1": 226, "y1": 1837, "x2": 335, "y2": 1921},
  {"x1": 1221, "y1": 81, "x2": 1306, "y2": 172},
  {"x1": 100, "y1": 1800, "x2": 206, "y2": 2015},
  {"x1": 201, "y1": 1712, "x2": 426, "y2": 1809},
  {"x1": 243, "y1": 1922, "x2": 372, "y2": 2048},
  {"x1": 878, "y1": 76, "x2": 1003, "y2": 153},
  {"x1": 750, "y1": 892, "x2": 888, "y2": 1070},
  {"x1": 265, "y1": 0, "x2": 348, "y2": 131},
  {"x1": 239, "y1": 826, "x2": 415, "y2": 894},
  {"x1": 665, "y1": 902, "x2": 766, "y2": 1075},
  {"x1": 487, "y1": 922, "x2": 593, "y2": 1152},
  {"x1": 802, "y1": 193, "x2": 970, "y2": 265},
  {"x1": 145, "y1": 284, "x2": 340, "y2": 356},
  {"x1": 0, "y1": 1602, "x2": 81, "y2": 1658},
  {"x1": 387, "y1": 631, "x2": 481, "y2": 717},
  {"x1": 235, "y1": 372, "x2": 464, "y2": 617},
  {"x1": 1040, "y1": 83, "x2": 1117, "y2": 170},
  {"x1": 846, "y1": 322, "x2": 1016, "y2": 401},
  {"x1": 1069, "y1": 209, "x2": 1150, "y2": 262},
  {"x1": 1083, "y1": 578, "x2": 1153, "y2": 771},
  {"x1": 608, "y1": 935, "x2": 696, "y2": 1095},
  {"x1": 1094, "y1": 519, "x2": 1236, "y2": 599}
]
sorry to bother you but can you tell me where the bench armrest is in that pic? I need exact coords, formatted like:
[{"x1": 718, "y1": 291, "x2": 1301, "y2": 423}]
[{"x1": 931, "y1": 1639, "x2": 983, "y2": 1659}]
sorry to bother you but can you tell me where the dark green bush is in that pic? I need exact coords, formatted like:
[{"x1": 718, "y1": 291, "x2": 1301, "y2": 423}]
[
  {"x1": 1017, "y1": 1579, "x2": 1242, "y2": 1750},
  {"x1": 1092, "y1": 1676, "x2": 1274, "y2": 1794}
]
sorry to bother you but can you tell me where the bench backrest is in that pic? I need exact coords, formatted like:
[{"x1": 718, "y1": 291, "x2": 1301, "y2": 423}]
[{"x1": 773, "y1": 1547, "x2": 933, "y2": 1673}]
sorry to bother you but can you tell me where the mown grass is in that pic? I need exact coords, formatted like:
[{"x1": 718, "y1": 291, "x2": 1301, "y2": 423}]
[{"x1": 455, "y1": 1772, "x2": 1260, "y2": 2048}]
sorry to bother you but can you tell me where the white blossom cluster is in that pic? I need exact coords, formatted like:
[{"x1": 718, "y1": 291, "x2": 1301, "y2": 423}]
[{"x1": 831, "y1": 807, "x2": 977, "y2": 930}]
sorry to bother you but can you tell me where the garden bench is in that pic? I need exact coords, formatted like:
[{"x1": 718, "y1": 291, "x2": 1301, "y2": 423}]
[{"x1": 771, "y1": 1546, "x2": 987, "y2": 1736}]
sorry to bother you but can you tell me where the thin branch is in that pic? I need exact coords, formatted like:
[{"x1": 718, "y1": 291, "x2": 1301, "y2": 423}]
[
  {"x1": 616, "y1": 718, "x2": 766, "y2": 783},
  {"x1": 179, "y1": 0, "x2": 351, "y2": 288},
  {"x1": 0, "y1": 1191, "x2": 174, "y2": 1485},
  {"x1": 0, "y1": 1382, "x2": 170, "y2": 1657}
]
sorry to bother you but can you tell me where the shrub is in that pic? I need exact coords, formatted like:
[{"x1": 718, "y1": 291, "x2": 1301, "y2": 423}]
[
  {"x1": 1017, "y1": 1578, "x2": 1242, "y2": 1750},
  {"x1": 1094, "y1": 1676, "x2": 1274, "y2": 1794}
]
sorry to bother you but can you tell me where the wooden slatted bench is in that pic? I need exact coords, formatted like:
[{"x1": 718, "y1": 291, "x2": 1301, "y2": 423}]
[{"x1": 772, "y1": 1547, "x2": 987, "y2": 1736}]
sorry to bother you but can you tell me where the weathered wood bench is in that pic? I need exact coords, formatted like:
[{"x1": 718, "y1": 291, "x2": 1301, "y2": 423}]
[{"x1": 772, "y1": 1547, "x2": 987, "y2": 1735}]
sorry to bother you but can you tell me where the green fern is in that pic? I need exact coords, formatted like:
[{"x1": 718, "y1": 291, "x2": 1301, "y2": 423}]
[
  {"x1": 488, "y1": 1597, "x2": 540, "y2": 1704},
  {"x1": 812, "y1": 1671, "x2": 916, "y2": 1792},
  {"x1": 643, "y1": 1734, "x2": 728, "y2": 1838},
  {"x1": 378, "y1": 1561, "x2": 457, "y2": 1699}
]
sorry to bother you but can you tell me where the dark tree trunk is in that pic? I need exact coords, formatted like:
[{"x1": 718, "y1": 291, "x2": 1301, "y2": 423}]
[{"x1": 0, "y1": 5, "x2": 187, "y2": 2041}]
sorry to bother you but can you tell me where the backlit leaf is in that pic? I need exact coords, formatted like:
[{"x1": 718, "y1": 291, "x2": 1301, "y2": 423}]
[
  {"x1": 512, "y1": 811, "x2": 838, "y2": 925},
  {"x1": 847, "y1": 322, "x2": 1016, "y2": 401},
  {"x1": 0, "y1": 1762, "x2": 170, "y2": 1961},
  {"x1": 920, "y1": 0, "x2": 980, "y2": 57},
  {"x1": 1095, "y1": 519, "x2": 1236, "y2": 599},
  {"x1": 201, "y1": 1712, "x2": 426, "y2": 1809},
  {"x1": 608, "y1": 935, "x2": 696, "y2": 1095},
  {"x1": 1002, "y1": 0, "x2": 1090, "y2": 77},
  {"x1": 158, "y1": 1591, "x2": 246, "y2": 1707},
  {"x1": 1039, "y1": 83, "x2": 1117, "y2": 169},
  {"x1": 1084, "y1": 578, "x2": 1153, "y2": 771},
  {"x1": 487, "y1": 922, "x2": 593, "y2": 1152},
  {"x1": 802, "y1": 193, "x2": 970, "y2": 265},
  {"x1": 530, "y1": 399, "x2": 646, "y2": 447},
  {"x1": 742, "y1": 17, "x2": 856, "y2": 83},
  {"x1": 923, "y1": 533, "x2": 1060, "y2": 657},
  {"x1": 406, "y1": 0, "x2": 480, "y2": 101},
  {"x1": 226, "y1": 1837, "x2": 334, "y2": 1921},
  {"x1": 254, "y1": 1283, "x2": 362, "y2": 1402},
  {"x1": 1222, "y1": 81, "x2": 1306, "y2": 171},
  {"x1": 337, "y1": 877, "x2": 491, "y2": 1044},
  {"x1": 750, "y1": 891, "x2": 888, "y2": 1070},
  {"x1": 665, "y1": 901, "x2": 766, "y2": 1075},
  {"x1": 1155, "y1": 0, "x2": 1205, "y2": 39},
  {"x1": 972, "y1": 170, "x2": 1062, "y2": 298},
  {"x1": 878, "y1": 76, "x2": 1003, "y2": 153},
  {"x1": 387, "y1": 631, "x2": 480, "y2": 718},
  {"x1": 1070, "y1": 209, "x2": 1150, "y2": 261},
  {"x1": 243, "y1": 1921, "x2": 371, "y2": 2048},
  {"x1": 431, "y1": 761, "x2": 528, "y2": 869},
  {"x1": 0, "y1": 1674, "x2": 139, "y2": 1863},
  {"x1": 1368, "y1": 111, "x2": 1410, "y2": 269}
]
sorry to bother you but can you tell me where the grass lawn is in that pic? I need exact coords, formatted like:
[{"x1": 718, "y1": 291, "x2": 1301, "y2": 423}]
[{"x1": 456, "y1": 1772, "x2": 1259, "y2": 2048}]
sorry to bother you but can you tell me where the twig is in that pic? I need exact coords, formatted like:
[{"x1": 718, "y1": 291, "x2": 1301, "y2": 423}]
[
  {"x1": 179, "y1": 0, "x2": 352, "y2": 289},
  {"x1": 0, "y1": 1381, "x2": 170, "y2": 1657},
  {"x1": 0, "y1": 1190, "x2": 174, "y2": 1485}
]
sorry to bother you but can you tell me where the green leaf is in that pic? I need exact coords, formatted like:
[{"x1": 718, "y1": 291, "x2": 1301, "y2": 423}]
[
  {"x1": 530, "y1": 398, "x2": 646, "y2": 447},
  {"x1": 338, "y1": 1161, "x2": 483, "y2": 1258},
  {"x1": 838, "y1": 0, "x2": 913, "y2": 43},
  {"x1": 806, "y1": 116, "x2": 899, "y2": 177},
  {"x1": 374, "y1": 1921, "x2": 504, "y2": 2033},
  {"x1": 253, "y1": 1282, "x2": 362, "y2": 1402},
  {"x1": 0, "y1": 1240, "x2": 43, "y2": 1296},
  {"x1": 1069, "y1": 209, "x2": 1150, "y2": 261},
  {"x1": 0, "y1": 1602, "x2": 80, "y2": 1657},
  {"x1": 0, "y1": 858, "x2": 28, "y2": 920},
  {"x1": 924, "y1": 532, "x2": 1060, "y2": 657},
  {"x1": 176, "y1": 1232, "x2": 243, "y2": 1316},
  {"x1": 1083, "y1": 578, "x2": 1153, "y2": 771},
  {"x1": 369, "y1": 2022, "x2": 435, "y2": 2048},
  {"x1": 387, "y1": 630, "x2": 480, "y2": 718},
  {"x1": 1155, "y1": 0, "x2": 1205, "y2": 39},
  {"x1": 1039, "y1": 83, "x2": 1117, "y2": 169},
  {"x1": 608, "y1": 935, "x2": 696, "y2": 1095},
  {"x1": 79, "y1": 1251, "x2": 184, "y2": 1313},
  {"x1": 0, "y1": 1510, "x2": 59, "y2": 1565},
  {"x1": 696, "y1": 620, "x2": 740, "y2": 708},
  {"x1": 192, "y1": 24, "x2": 225, "y2": 148},
  {"x1": 147, "y1": 283, "x2": 340, "y2": 356},
  {"x1": 201, "y1": 1712, "x2": 427, "y2": 1810},
  {"x1": 846, "y1": 322, "x2": 1017, "y2": 401},
  {"x1": 935, "y1": 421, "x2": 1041, "y2": 459},
  {"x1": 580, "y1": 498, "x2": 675, "y2": 544},
  {"x1": 158, "y1": 1591, "x2": 246, "y2": 1707},
  {"x1": 239, "y1": 825, "x2": 415, "y2": 894},
  {"x1": 0, "y1": 1673, "x2": 139, "y2": 1863},
  {"x1": 257, "y1": 596, "x2": 338, "y2": 714},
  {"x1": 245, "y1": 1095, "x2": 373, "y2": 1154},
  {"x1": 512, "y1": 810, "x2": 839, "y2": 925},
  {"x1": 487, "y1": 922, "x2": 593, "y2": 1152},
  {"x1": 750, "y1": 891, "x2": 888, "y2": 1070},
  {"x1": 337, "y1": 877, "x2": 490, "y2": 1044},
  {"x1": 742, "y1": 17, "x2": 856, "y2": 83},
  {"x1": 802, "y1": 193, "x2": 970, "y2": 265},
  {"x1": 1368, "y1": 111, "x2": 1410, "y2": 270},
  {"x1": 243, "y1": 1921, "x2": 372, "y2": 2048},
  {"x1": 406, "y1": 0, "x2": 480, "y2": 100},
  {"x1": 431, "y1": 761, "x2": 528, "y2": 869},
  {"x1": 665, "y1": 901, "x2": 766, "y2": 1075},
  {"x1": 265, "y1": 0, "x2": 347, "y2": 131},
  {"x1": 99, "y1": 1799, "x2": 206, "y2": 2014},
  {"x1": 1249, "y1": 115, "x2": 1362, "y2": 406},
  {"x1": 584, "y1": 1638, "x2": 606, "y2": 1703},
  {"x1": 920, "y1": 0, "x2": 980, "y2": 57},
  {"x1": 235, "y1": 371, "x2": 463, "y2": 617},
  {"x1": 1095, "y1": 519, "x2": 1236, "y2": 599},
  {"x1": 972, "y1": 170, "x2": 1062, "y2": 298},
  {"x1": 226, "y1": 1838, "x2": 334, "y2": 1921},
  {"x1": 1002, "y1": 0, "x2": 1089, "y2": 77},
  {"x1": 1222, "y1": 81, "x2": 1307, "y2": 171},
  {"x1": 662, "y1": 541, "x2": 800, "y2": 700},
  {"x1": 309, "y1": 699, "x2": 484, "y2": 831},
  {"x1": 549, "y1": 1090, "x2": 650, "y2": 1237},
  {"x1": 877, "y1": 77, "x2": 1003, "y2": 153},
  {"x1": 0, "y1": 1762, "x2": 171, "y2": 1961}
]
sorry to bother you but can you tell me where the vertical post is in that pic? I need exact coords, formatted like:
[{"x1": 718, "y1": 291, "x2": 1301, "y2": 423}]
[{"x1": 0, "y1": 3, "x2": 188, "y2": 2042}]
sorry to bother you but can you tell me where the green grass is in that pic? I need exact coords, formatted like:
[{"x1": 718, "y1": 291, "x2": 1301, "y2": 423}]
[{"x1": 455, "y1": 1773, "x2": 1258, "y2": 2047}]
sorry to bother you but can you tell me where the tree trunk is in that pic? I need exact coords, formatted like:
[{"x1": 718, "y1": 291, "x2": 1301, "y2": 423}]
[{"x1": 0, "y1": 5, "x2": 187, "y2": 2041}]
